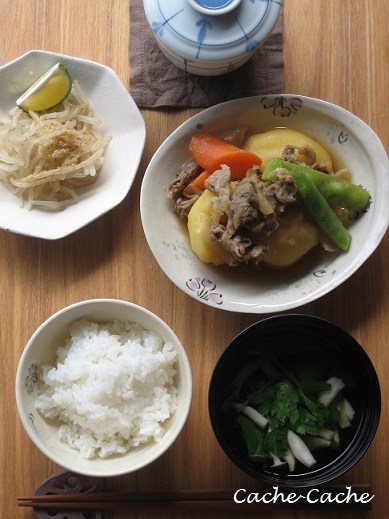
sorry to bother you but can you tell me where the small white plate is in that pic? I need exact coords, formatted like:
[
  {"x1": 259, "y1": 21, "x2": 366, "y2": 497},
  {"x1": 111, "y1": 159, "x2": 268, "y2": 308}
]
[
  {"x1": 141, "y1": 95, "x2": 389, "y2": 313},
  {"x1": 0, "y1": 50, "x2": 146, "y2": 239}
]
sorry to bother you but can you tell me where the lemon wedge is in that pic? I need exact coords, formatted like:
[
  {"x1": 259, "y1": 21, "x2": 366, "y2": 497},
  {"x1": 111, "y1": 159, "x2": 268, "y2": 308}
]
[{"x1": 16, "y1": 62, "x2": 72, "y2": 112}]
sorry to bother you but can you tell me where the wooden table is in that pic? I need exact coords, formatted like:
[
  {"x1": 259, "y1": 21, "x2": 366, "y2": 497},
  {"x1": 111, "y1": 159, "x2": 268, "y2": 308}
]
[{"x1": 1, "y1": 1, "x2": 388, "y2": 518}]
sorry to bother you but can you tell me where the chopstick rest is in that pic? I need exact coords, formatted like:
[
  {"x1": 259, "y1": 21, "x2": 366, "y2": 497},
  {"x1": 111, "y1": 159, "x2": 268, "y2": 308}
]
[{"x1": 27, "y1": 469, "x2": 106, "y2": 519}]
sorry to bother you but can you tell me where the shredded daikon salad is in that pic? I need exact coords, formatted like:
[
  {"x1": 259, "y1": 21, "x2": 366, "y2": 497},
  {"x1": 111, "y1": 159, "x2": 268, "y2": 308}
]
[{"x1": 0, "y1": 81, "x2": 111, "y2": 210}]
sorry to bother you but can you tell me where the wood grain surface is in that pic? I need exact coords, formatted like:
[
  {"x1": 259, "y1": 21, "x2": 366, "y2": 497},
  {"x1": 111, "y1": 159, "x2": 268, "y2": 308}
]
[{"x1": 0, "y1": 1, "x2": 388, "y2": 518}]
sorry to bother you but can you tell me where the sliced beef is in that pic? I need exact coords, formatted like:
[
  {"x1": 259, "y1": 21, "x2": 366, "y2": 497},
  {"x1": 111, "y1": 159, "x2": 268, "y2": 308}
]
[
  {"x1": 204, "y1": 165, "x2": 231, "y2": 192},
  {"x1": 167, "y1": 148, "x2": 301, "y2": 267},
  {"x1": 168, "y1": 161, "x2": 202, "y2": 201},
  {"x1": 211, "y1": 225, "x2": 268, "y2": 266},
  {"x1": 281, "y1": 144, "x2": 334, "y2": 173},
  {"x1": 173, "y1": 193, "x2": 200, "y2": 221},
  {"x1": 206, "y1": 167, "x2": 298, "y2": 266},
  {"x1": 282, "y1": 144, "x2": 316, "y2": 165},
  {"x1": 227, "y1": 177, "x2": 259, "y2": 232},
  {"x1": 168, "y1": 161, "x2": 203, "y2": 220},
  {"x1": 204, "y1": 166, "x2": 232, "y2": 222},
  {"x1": 263, "y1": 170, "x2": 297, "y2": 207}
]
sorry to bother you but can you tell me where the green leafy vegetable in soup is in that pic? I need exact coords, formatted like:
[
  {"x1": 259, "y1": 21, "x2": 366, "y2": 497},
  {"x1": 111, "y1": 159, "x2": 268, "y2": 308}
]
[{"x1": 230, "y1": 353, "x2": 355, "y2": 473}]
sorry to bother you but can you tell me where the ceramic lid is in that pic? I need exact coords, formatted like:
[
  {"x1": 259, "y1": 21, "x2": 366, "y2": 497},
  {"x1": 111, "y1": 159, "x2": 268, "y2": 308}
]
[{"x1": 143, "y1": 0, "x2": 282, "y2": 63}]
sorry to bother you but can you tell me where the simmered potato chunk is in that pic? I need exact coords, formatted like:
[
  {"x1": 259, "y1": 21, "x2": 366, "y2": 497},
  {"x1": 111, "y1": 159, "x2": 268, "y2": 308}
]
[
  {"x1": 245, "y1": 128, "x2": 333, "y2": 170},
  {"x1": 261, "y1": 206, "x2": 320, "y2": 268},
  {"x1": 187, "y1": 189, "x2": 231, "y2": 265}
]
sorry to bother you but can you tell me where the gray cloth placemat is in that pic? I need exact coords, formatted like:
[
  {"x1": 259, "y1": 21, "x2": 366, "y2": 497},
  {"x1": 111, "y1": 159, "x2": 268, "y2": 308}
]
[{"x1": 129, "y1": 0, "x2": 284, "y2": 108}]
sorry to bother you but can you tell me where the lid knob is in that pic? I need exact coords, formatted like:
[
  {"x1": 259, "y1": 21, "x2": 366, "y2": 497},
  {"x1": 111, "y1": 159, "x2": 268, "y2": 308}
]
[{"x1": 186, "y1": 0, "x2": 242, "y2": 16}]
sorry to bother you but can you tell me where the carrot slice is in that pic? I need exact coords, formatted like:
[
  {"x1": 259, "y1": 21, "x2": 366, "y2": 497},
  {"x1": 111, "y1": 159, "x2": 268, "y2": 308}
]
[
  {"x1": 190, "y1": 170, "x2": 212, "y2": 190},
  {"x1": 189, "y1": 134, "x2": 262, "y2": 180}
]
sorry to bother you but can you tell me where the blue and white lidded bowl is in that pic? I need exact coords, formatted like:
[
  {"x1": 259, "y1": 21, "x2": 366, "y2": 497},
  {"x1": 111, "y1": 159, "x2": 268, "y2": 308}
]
[{"x1": 143, "y1": 0, "x2": 282, "y2": 76}]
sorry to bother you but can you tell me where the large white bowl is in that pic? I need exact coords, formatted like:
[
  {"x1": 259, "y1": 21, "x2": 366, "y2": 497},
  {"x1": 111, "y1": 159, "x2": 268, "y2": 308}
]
[
  {"x1": 0, "y1": 50, "x2": 146, "y2": 239},
  {"x1": 140, "y1": 95, "x2": 389, "y2": 313},
  {"x1": 15, "y1": 299, "x2": 192, "y2": 477}
]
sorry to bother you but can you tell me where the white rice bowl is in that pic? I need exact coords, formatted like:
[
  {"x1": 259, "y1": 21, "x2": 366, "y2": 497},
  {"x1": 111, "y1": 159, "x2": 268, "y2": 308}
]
[{"x1": 16, "y1": 299, "x2": 192, "y2": 477}]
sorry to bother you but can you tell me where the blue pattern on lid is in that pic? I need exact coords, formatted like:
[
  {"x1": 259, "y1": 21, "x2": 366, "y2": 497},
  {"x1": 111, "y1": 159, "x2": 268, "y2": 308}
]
[{"x1": 151, "y1": 0, "x2": 272, "y2": 47}]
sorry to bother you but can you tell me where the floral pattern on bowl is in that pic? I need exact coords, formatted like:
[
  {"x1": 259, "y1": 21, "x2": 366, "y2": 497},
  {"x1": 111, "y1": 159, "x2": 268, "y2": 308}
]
[
  {"x1": 24, "y1": 363, "x2": 38, "y2": 394},
  {"x1": 186, "y1": 277, "x2": 223, "y2": 304}
]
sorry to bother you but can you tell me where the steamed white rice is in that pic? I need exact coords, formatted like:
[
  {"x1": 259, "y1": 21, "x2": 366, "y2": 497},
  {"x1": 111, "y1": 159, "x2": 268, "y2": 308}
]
[{"x1": 35, "y1": 319, "x2": 178, "y2": 459}]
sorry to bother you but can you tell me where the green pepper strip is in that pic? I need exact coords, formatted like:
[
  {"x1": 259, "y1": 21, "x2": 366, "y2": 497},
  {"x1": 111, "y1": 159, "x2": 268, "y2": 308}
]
[
  {"x1": 292, "y1": 169, "x2": 351, "y2": 251},
  {"x1": 262, "y1": 158, "x2": 370, "y2": 211}
]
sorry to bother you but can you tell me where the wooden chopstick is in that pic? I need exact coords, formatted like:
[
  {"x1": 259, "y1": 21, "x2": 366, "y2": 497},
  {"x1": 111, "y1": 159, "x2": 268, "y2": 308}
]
[
  {"x1": 18, "y1": 490, "x2": 232, "y2": 502},
  {"x1": 18, "y1": 485, "x2": 373, "y2": 511},
  {"x1": 18, "y1": 490, "x2": 237, "y2": 510},
  {"x1": 18, "y1": 499, "x2": 249, "y2": 512}
]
